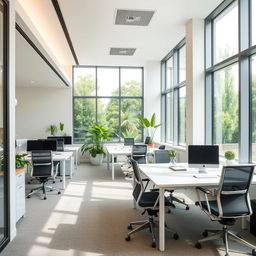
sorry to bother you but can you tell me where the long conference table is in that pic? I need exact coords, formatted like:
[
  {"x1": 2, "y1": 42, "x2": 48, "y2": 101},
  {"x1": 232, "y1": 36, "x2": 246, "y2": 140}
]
[
  {"x1": 105, "y1": 144, "x2": 157, "y2": 180},
  {"x1": 138, "y1": 163, "x2": 256, "y2": 252}
]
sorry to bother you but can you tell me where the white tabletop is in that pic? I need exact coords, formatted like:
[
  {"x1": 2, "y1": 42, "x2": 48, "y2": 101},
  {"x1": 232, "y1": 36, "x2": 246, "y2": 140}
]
[
  {"x1": 105, "y1": 144, "x2": 157, "y2": 155},
  {"x1": 64, "y1": 145, "x2": 80, "y2": 151},
  {"x1": 52, "y1": 151, "x2": 73, "y2": 161}
]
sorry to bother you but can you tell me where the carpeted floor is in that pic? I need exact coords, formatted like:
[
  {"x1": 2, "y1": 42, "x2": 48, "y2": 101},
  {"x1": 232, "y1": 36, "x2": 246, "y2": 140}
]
[{"x1": 2, "y1": 163, "x2": 256, "y2": 256}]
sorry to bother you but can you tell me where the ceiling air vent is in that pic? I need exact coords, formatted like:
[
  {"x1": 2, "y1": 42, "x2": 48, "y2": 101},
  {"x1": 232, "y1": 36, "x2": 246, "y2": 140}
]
[
  {"x1": 110, "y1": 48, "x2": 136, "y2": 56},
  {"x1": 115, "y1": 9, "x2": 155, "y2": 26}
]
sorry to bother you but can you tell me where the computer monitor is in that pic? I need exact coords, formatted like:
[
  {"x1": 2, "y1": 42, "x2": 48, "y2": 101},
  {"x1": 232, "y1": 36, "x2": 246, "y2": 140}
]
[
  {"x1": 27, "y1": 139, "x2": 57, "y2": 151},
  {"x1": 188, "y1": 145, "x2": 219, "y2": 171},
  {"x1": 47, "y1": 136, "x2": 72, "y2": 145},
  {"x1": 124, "y1": 138, "x2": 135, "y2": 146},
  {"x1": 144, "y1": 136, "x2": 151, "y2": 145}
]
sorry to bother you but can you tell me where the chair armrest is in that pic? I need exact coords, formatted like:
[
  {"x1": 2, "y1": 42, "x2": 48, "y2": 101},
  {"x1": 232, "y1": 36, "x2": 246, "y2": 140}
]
[
  {"x1": 142, "y1": 178, "x2": 149, "y2": 181},
  {"x1": 196, "y1": 187, "x2": 211, "y2": 194}
]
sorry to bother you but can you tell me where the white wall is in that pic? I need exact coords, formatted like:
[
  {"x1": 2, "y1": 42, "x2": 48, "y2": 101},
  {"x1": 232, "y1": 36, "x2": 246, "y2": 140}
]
[
  {"x1": 16, "y1": 87, "x2": 72, "y2": 139},
  {"x1": 144, "y1": 61, "x2": 161, "y2": 142}
]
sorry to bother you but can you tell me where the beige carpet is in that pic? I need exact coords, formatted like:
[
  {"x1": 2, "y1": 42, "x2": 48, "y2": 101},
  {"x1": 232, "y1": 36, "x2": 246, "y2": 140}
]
[{"x1": 2, "y1": 163, "x2": 256, "y2": 256}]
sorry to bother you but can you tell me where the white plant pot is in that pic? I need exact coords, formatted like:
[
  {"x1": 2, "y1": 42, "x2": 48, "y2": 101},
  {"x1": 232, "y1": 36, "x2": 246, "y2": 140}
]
[
  {"x1": 90, "y1": 154, "x2": 103, "y2": 165},
  {"x1": 225, "y1": 159, "x2": 235, "y2": 166}
]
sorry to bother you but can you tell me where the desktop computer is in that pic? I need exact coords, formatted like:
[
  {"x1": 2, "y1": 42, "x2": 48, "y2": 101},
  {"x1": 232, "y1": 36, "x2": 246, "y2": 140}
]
[
  {"x1": 27, "y1": 139, "x2": 57, "y2": 151},
  {"x1": 188, "y1": 145, "x2": 219, "y2": 173},
  {"x1": 47, "y1": 136, "x2": 72, "y2": 145}
]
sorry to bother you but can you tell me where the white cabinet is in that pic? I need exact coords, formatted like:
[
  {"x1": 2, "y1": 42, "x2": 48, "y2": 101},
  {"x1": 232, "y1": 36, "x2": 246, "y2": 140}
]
[{"x1": 16, "y1": 170, "x2": 25, "y2": 222}]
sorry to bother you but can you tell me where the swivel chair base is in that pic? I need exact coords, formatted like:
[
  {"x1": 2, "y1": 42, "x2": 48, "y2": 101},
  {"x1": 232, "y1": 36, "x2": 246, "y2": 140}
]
[
  {"x1": 195, "y1": 226, "x2": 256, "y2": 256},
  {"x1": 27, "y1": 182, "x2": 61, "y2": 200},
  {"x1": 167, "y1": 192, "x2": 190, "y2": 212},
  {"x1": 125, "y1": 216, "x2": 179, "y2": 248}
]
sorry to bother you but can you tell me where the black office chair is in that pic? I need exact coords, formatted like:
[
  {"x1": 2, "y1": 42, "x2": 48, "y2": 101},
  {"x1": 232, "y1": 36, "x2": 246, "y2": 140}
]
[
  {"x1": 125, "y1": 159, "x2": 178, "y2": 248},
  {"x1": 195, "y1": 165, "x2": 256, "y2": 256},
  {"x1": 132, "y1": 144, "x2": 148, "y2": 164},
  {"x1": 56, "y1": 138, "x2": 64, "y2": 151},
  {"x1": 154, "y1": 150, "x2": 189, "y2": 211},
  {"x1": 144, "y1": 136, "x2": 151, "y2": 145},
  {"x1": 124, "y1": 138, "x2": 135, "y2": 146},
  {"x1": 27, "y1": 151, "x2": 61, "y2": 200}
]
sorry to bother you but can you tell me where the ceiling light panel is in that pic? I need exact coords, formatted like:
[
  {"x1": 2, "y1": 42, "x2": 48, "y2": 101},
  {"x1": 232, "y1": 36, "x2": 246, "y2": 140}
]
[
  {"x1": 110, "y1": 48, "x2": 136, "y2": 56},
  {"x1": 115, "y1": 9, "x2": 155, "y2": 26}
]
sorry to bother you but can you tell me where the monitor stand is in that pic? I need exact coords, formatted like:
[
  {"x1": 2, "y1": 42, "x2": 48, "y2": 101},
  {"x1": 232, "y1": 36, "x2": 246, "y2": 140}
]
[{"x1": 198, "y1": 166, "x2": 207, "y2": 174}]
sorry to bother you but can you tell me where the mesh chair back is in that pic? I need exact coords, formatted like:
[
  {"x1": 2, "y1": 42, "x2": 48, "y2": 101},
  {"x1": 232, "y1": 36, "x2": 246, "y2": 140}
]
[
  {"x1": 124, "y1": 138, "x2": 135, "y2": 146},
  {"x1": 144, "y1": 136, "x2": 150, "y2": 145},
  {"x1": 154, "y1": 150, "x2": 170, "y2": 163},
  {"x1": 130, "y1": 159, "x2": 144, "y2": 202},
  {"x1": 132, "y1": 145, "x2": 147, "y2": 164},
  {"x1": 217, "y1": 165, "x2": 255, "y2": 217},
  {"x1": 31, "y1": 151, "x2": 53, "y2": 177}
]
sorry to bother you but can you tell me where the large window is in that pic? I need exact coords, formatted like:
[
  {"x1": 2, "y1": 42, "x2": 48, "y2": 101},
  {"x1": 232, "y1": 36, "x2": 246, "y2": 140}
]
[
  {"x1": 205, "y1": 0, "x2": 256, "y2": 162},
  {"x1": 73, "y1": 66, "x2": 143, "y2": 143},
  {"x1": 252, "y1": 55, "x2": 256, "y2": 161},
  {"x1": 161, "y1": 40, "x2": 186, "y2": 146}
]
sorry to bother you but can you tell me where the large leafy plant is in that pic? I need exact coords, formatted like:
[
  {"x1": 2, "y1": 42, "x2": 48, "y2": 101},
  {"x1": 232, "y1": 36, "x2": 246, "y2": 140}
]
[
  {"x1": 81, "y1": 123, "x2": 112, "y2": 157},
  {"x1": 16, "y1": 154, "x2": 31, "y2": 169},
  {"x1": 138, "y1": 113, "x2": 161, "y2": 144}
]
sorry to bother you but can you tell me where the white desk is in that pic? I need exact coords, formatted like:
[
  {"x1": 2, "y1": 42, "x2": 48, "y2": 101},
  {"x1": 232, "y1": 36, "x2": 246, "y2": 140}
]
[
  {"x1": 138, "y1": 163, "x2": 256, "y2": 252},
  {"x1": 105, "y1": 144, "x2": 157, "y2": 180},
  {"x1": 52, "y1": 152, "x2": 73, "y2": 189},
  {"x1": 64, "y1": 145, "x2": 80, "y2": 169}
]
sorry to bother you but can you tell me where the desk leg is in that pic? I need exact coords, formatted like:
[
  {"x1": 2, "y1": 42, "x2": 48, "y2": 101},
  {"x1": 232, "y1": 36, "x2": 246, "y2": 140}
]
[
  {"x1": 69, "y1": 157, "x2": 73, "y2": 179},
  {"x1": 75, "y1": 150, "x2": 78, "y2": 169},
  {"x1": 112, "y1": 154, "x2": 115, "y2": 180},
  {"x1": 107, "y1": 151, "x2": 109, "y2": 170},
  {"x1": 62, "y1": 160, "x2": 66, "y2": 189},
  {"x1": 159, "y1": 188, "x2": 165, "y2": 251}
]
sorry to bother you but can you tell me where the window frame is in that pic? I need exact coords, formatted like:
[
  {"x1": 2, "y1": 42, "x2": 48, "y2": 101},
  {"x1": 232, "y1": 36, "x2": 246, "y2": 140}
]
[
  {"x1": 72, "y1": 65, "x2": 144, "y2": 144},
  {"x1": 161, "y1": 39, "x2": 186, "y2": 146},
  {"x1": 205, "y1": 0, "x2": 256, "y2": 162}
]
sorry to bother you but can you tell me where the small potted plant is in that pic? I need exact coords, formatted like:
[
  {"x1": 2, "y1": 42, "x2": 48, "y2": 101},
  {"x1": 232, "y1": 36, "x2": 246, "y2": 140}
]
[
  {"x1": 16, "y1": 153, "x2": 31, "y2": 169},
  {"x1": 224, "y1": 151, "x2": 235, "y2": 165},
  {"x1": 81, "y1": 123, "x2": 112, "y2": 165},
  {"x1": 59, "y1": 122, "x2": 65, "y2": 135},
  {"x1": 46, "y1": 124, "x2": 58, "y2": 136},
  {"x1": 168, "y1": 150, "x2": 177, "y2": 164}
]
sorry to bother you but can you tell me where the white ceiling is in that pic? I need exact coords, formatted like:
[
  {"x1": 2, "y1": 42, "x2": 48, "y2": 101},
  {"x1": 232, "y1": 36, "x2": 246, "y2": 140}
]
[
  {"x1": 15, "y1": 30, "x2": 68, "y2": 88},
  {"x1": 58, "y1": 0, "x2": 222, "y2": 66}
]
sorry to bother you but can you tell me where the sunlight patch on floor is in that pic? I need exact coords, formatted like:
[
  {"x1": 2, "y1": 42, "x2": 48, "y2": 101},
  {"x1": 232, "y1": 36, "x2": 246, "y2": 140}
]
[
  {"x1": 42, "y1": 212, "x2": 78, "y2": 234},
  {"x1": 54, "y1": 196, "x2": 83, "y2": 213},
  {"x1": 35, "y1": 236, "x2": 52, "y2": 245},
  {"x1": 91, "y1": 186, "x2": 132, "y2": 200},
  {"x1": 63, "y1": 182, "x2": 86, "y2": 197}
]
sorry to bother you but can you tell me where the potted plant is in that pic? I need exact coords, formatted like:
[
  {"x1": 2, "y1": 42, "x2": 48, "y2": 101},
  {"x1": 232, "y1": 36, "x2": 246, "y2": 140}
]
[
  {"x1": 138, "y1": 113, "x2": 161, "y2": 147},
  {"x1": 46, "y1": 124, "x2": 58, "y2": 136},
  {"x1": 16, "y1": 153, "x2": 31, "y2": 169},
  {"x1": 81, "y1": 123, "x2": 112, "y2": 165},
  {"x1": 59, "y1": 122, "x2": 65, "y2": 135},
  {"x1": 168, "y1": 150, "x2": 177, "y2": 164},
  {"x1": 224, "y1": 151, "x2": 235, "y2": 165}
]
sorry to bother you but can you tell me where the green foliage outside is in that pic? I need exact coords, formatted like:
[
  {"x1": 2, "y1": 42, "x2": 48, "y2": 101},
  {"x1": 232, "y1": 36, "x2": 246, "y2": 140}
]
[
  {"x1": 81, "y1": 123, "x2": 112, "y2": 157},
  {"x1": 74, "y1": 73, "x2": 142, "y2": 143}
]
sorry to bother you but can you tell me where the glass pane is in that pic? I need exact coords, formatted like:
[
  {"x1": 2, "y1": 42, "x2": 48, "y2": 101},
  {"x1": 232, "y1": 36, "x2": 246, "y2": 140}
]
[
  {"x1": 214, "y1": 2, "x2": 238, "y2": 64},
  {"x1": 74, "y1": 67, "x2": 96, "y2": 96},
  {"x1": 179, "y1": 46, "x2": 186, "y2": 82},
  {"x1": 252, "y1": 0, "x2": 256, "y2": 46},
  {"x1": 166, "y1": 93, "x2": 173, "y2": 142},
  {"x1": 97, "y1": 98, "x2": 119, "y2": 141},
  {"x1": 252, "y1": 55, "x2": 256, "y2": 161},
  {"x1": 213, "y1": 64, "x2": 239, "y2": 157},
  {"x1": 166, "y1": 57, "x2": 173, "y2": 89},
  {"x1": 121, "y1": 68, "x2": 142, "y2": 96},
  {"x1": 121, "y1": 99, "x2": 142, "y2": 141},
  {"x1": 73, "y1": 98, "x2": 96, "y2": 143},
  {"x1": 97, "y1": 68, "x2": 119, "y2": 96},
  {"x1": 0, "y1": 0, "x2": 5, "y2": 244},
  {"x1": 178, "y1": 87, "x2": 186, "y2": 145}
]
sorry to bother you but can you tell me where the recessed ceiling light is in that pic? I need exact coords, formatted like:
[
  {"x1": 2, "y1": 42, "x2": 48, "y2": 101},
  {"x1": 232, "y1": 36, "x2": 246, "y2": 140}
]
[
  {"x1": 110, "y1": 48, "x2": 136, "y2": 56},
  {"x1": 115, "y1": 9, "x2": 155, "y2": 26}
]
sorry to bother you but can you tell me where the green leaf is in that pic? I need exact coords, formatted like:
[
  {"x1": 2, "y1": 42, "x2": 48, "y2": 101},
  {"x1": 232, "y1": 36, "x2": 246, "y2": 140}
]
[{"x1": 150, "y1": 113, "x2": 156, "y2": 127}]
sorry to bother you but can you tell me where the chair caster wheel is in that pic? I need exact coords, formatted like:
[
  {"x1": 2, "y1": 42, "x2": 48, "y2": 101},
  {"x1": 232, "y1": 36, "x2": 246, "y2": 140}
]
[
  {"x1": 30, "y1": 189, "x2": 33, "y2": 193},
  {"x1": 53, "y1": 181, "x2": 55, "y2": 184},
  {"x1": 195, "y1": 242, "x2": 202, "y2": 249},
  {"x1": 195, "y1": 201, "x2": 200, "y2": 206},
  {"x1": 125, "y1": 236, "x2": 131, "y2": 241},
  {"x1": 252, "y1": 249, "x2": 256, "y2": 256},
  {"x1": 27, "y1": 195, "x2": 31, "y2": 198},
  {"x1": 27, "y1": 181, "x2": 31, "y2": 184},
  {"x1": 58, "y1": 191, "x2": 61, "y2": 195},
  {"x1": 151, "y1": 242, "x2": 156, "y2": 248},
  {"x1": 127, "y1": 224, "x2": 132, "y2": 230},
  {"x1": 60, "y1": 180, "x2": 63, "y2": 182},
  {"x1": 168, "y1": 209, "x2": 171, "y2": 213},
  {"x1": 50, "y1": 189, "x2": 53, "y2": 192},
  {"x1": 43, "y1": 197, "x2": 47, "y2": 200},
  {"x1": 173, "y1": 233, "x2": 179, "y2": 240},
  {"x1": 202, "y1": 231, "x2": 208, "y2": 237},
  {"x1": 186, "y1": 206, "x2": 189, "y2": 210}
]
